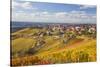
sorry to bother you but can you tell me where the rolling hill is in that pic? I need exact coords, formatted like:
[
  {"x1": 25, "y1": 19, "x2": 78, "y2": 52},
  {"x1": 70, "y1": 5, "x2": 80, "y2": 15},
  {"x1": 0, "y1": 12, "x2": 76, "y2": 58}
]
[{"x1": 11, "y1": 28, "x2": 96, "y2": 66}]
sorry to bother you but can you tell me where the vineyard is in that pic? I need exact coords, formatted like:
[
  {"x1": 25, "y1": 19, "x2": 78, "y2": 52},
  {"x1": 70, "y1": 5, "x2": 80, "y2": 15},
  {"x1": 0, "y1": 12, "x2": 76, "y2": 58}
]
[
  {"x1": 11, "y1": 27, "x2": 96, "y2": 66},
  {"x1": 11, "y1": 38, "x2": 96, "y2": 66}
]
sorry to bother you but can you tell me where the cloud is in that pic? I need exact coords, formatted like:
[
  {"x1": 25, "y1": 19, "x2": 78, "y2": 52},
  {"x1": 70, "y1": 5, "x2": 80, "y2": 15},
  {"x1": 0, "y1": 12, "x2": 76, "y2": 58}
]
[
  {"x1": 12, "y1": 10, "x2": 96, "y2": 23},
  {"x1": 70, "y1": 10, "x2": 86, "y2": 14},
  {"x1": 12, "y1": 1, "x2": 19, "y2": 9},
  {"x1": 55, "y1": 12, "x2": 68, "y2": 18},
  {"x1": 12, "y1": 0, "x2": 96, "y2": 23},
  {"x1": 80, "y1": 5, "x2": 96, "y2": 9},
  {"x1": 20, "y1": 2, "x2": 33, "y2": 9},
  {"x1": 12, "y1": 1, "x2": 37, "y2": 10}
]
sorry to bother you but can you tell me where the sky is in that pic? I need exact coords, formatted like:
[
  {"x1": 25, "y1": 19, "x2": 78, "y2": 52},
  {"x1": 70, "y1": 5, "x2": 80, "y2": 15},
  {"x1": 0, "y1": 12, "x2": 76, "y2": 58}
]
[{"x1": 12, "y1": 0, "x2": 96, "y2": 24}]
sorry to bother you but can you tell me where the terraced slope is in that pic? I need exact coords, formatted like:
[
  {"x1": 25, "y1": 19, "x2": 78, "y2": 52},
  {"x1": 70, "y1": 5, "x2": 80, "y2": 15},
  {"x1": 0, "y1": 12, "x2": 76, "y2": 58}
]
[
  {"x1": 11, "y1": 28, "x2": 96, "y2": 66},
  {"x1": 11, "y1": 38, "x2": 96, "y2": 66}
]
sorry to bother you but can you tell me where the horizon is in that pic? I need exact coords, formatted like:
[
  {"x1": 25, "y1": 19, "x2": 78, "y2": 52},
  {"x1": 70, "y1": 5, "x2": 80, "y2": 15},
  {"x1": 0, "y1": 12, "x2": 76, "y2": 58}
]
[{"x1": 11, "y1": 21, "x2": 96, "y2": 24}]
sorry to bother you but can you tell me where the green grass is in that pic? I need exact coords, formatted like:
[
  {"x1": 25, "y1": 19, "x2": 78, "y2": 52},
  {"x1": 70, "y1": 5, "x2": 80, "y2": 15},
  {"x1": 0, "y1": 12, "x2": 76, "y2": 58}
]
[
  {"x1": 12, "y1": 38, "x2": 36, "y2": 57},
  {"x1": 12, "y1": 28, "x2": 41, "y2": 35}
]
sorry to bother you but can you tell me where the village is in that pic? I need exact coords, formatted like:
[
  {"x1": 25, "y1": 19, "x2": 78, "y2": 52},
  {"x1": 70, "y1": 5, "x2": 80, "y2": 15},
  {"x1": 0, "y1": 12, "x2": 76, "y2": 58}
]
[{"x1": 11, "y1": 23, "x2": 96, "y2": 56}]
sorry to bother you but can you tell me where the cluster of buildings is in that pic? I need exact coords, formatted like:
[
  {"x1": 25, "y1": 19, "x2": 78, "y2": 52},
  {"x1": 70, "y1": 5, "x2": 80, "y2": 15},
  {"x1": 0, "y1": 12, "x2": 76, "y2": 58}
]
[{"x1": 47, "y1": 24, "x2": 96, "y2": 36}]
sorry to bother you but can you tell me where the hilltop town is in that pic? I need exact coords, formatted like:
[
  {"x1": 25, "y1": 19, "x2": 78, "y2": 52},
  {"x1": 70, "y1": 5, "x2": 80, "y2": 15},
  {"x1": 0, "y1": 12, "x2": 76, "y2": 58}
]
[{"x1": 11, "y1": 23, "x2": 96, "y2": 66}]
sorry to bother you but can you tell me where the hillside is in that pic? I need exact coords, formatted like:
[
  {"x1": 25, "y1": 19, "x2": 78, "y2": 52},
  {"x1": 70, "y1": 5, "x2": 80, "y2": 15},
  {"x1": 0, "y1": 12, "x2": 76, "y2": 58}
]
[{"x1": 11, "y1": 27, "x2": 96, "y2": 66}]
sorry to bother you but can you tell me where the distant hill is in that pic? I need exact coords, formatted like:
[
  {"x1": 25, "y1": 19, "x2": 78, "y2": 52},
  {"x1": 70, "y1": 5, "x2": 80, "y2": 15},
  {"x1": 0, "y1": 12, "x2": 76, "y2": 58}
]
[{"x1": 11, "y1": 21, "x2": 96, "y2": 33}]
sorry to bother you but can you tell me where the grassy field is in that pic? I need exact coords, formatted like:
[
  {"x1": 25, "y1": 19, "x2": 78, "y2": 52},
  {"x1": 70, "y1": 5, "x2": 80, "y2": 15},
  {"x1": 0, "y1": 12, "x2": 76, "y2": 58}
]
[{"x1": 11, "y1": 28, "x2": 96, "y2": 66}]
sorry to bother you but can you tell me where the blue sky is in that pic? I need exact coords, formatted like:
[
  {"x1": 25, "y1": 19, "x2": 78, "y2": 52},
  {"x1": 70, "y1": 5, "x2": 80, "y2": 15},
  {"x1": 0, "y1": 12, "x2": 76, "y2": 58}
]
[{"x1": 12, "y1": 0, "x2": 96, "y2": 23}]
